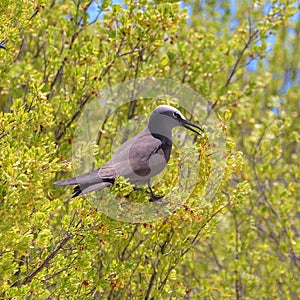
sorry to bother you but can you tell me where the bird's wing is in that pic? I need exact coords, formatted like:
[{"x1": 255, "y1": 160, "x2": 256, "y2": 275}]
[
  {"x1": 54, "y1": 132, "x2": 166, "y2": 187},
  {"x1": 110, "y1": 133, "x2": 167, "y2": 181}
]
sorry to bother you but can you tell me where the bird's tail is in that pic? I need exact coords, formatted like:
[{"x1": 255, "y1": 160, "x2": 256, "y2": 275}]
[
  {"x1": 68, "y1": 182, "x2": 112, "y2": 199},
  {"x1": 54, "y1": 177, "x2": 78, "y2": 186},
  {"x1": 54, "y1": 169, "x2": 115, "y2": 199},
  {"x1": 54, "y1": 168, "x2": 112, "y2": 186}
]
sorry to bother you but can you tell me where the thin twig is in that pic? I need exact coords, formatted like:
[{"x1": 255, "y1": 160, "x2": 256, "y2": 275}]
[
  {"x1": 145, "y1": 261, "x2": 160, "y2": 300},
  {"x1": 11, "y1": 234, "x2": 73, "y2": 287}
]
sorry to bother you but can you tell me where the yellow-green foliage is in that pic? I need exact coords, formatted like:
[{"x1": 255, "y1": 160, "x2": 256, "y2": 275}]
[{"x1": 0, "y1": 0, "x2": 299, "y2": 299}]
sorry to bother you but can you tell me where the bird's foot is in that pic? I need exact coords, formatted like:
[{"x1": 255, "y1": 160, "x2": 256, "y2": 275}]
[
  {"x1": 149, "y1": 193, "x2": 164, "y2": 202},
  {"x1": 147, "y1": 182, "x2": 164, "y2": 202}
]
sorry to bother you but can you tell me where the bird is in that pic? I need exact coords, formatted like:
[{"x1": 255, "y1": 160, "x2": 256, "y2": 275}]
[{"x1": 54, "y1": 105, "x2": 203, "y2": 201}]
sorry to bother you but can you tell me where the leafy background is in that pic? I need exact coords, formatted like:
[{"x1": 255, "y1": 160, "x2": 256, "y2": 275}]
[{"x1": 0, "y1": 0, "x2": 299, "y2": 298}]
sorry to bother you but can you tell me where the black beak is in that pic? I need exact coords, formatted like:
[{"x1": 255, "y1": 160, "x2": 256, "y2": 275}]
[{"x1": 182, "y1": 119, "x2": 204, "y2": 135}]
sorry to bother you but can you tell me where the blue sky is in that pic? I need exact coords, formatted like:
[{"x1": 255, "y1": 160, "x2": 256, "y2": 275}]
[{"x1": 86, "y1": 0, "x2": 300, "y2": 96}]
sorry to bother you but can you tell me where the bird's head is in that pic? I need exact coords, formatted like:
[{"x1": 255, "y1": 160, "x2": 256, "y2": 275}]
[{"x1": 148, "y1": 105, "x2": 203, "y2": 136}]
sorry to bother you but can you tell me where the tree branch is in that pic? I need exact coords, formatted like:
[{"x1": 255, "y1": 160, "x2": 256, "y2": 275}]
[
  {"x1": 11, "y1": 233, "x2": 73, "y2": 287},
  {"x1": 145, "y1": 261, "x2": 160, "y2": 300}
]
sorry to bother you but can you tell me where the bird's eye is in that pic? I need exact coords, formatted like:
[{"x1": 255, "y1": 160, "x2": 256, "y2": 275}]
[{"x1": 173, "y1": 112, "x2": 181, "y2": 119}]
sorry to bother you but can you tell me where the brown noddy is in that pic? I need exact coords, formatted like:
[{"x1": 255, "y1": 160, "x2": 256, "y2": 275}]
[{"x1": 54, "y1": 105, "x2": 203, "y2": 201}]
